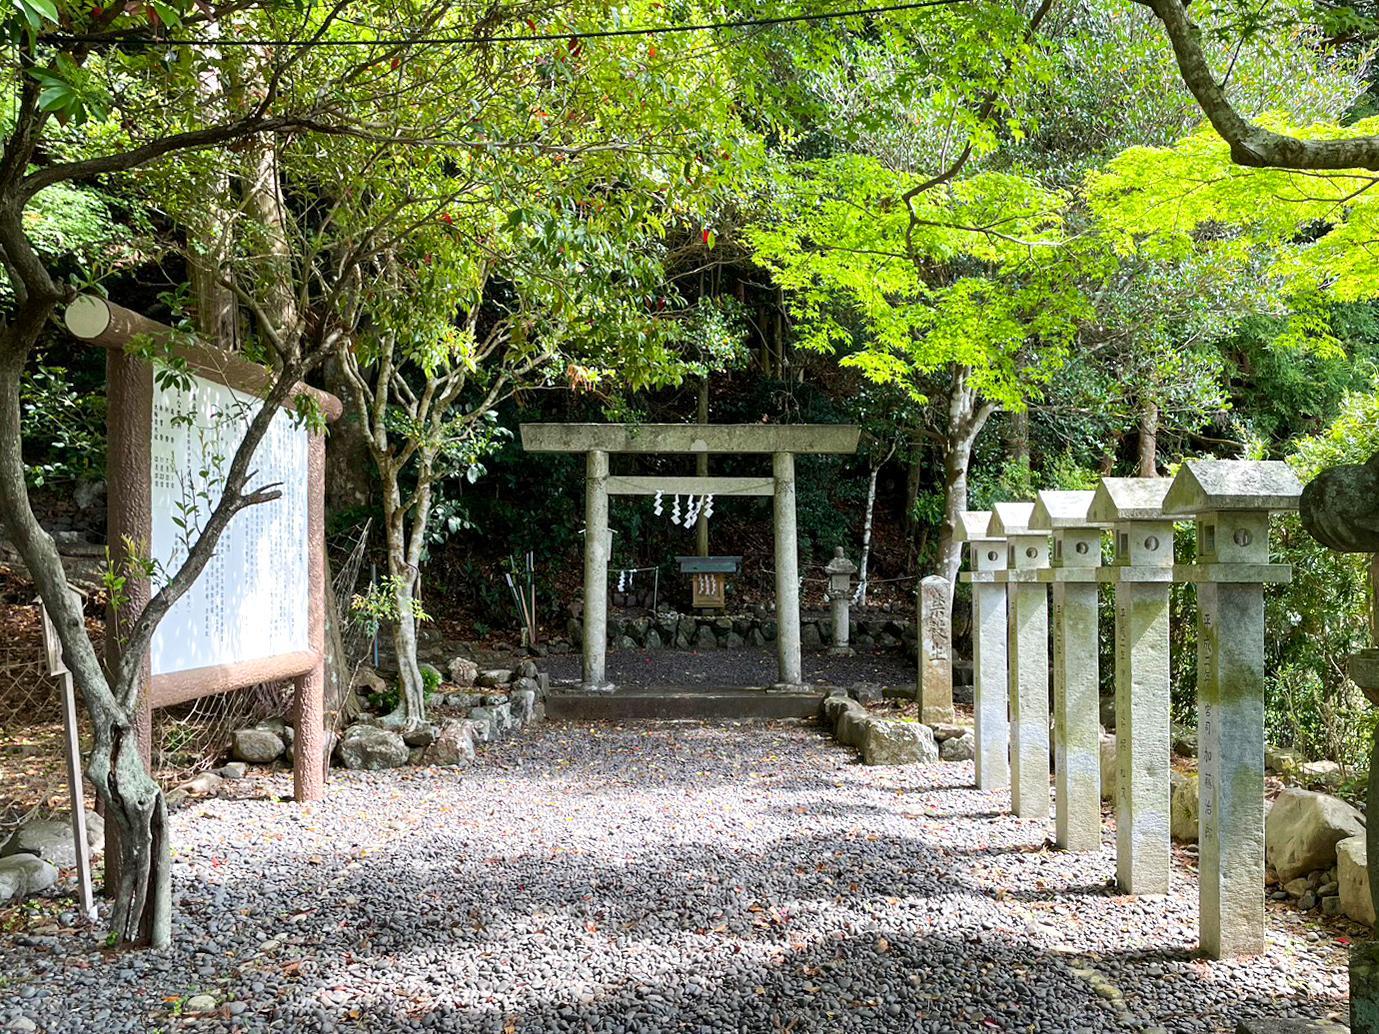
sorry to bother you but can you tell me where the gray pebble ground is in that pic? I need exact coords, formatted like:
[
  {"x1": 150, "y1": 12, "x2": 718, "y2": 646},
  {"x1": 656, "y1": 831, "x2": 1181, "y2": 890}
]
[{"x1": 1, "y1": 721, "x2": 1351, "y2": 1033}]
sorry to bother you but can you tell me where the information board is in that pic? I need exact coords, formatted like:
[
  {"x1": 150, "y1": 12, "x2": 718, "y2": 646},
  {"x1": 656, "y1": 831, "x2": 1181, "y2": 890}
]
[{"x1": 148, "y1": 373, "x2": 309, "y2": 676}]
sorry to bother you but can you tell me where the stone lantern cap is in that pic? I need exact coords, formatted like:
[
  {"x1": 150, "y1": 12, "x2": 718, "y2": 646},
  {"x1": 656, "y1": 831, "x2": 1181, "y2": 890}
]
[
  {"x1": 989, "y1": 501, "x2": 1036, "y2": 537},
  {"x1": 1032, "y1": 491, "x2": 1105, "y2": 581},
  {"x1": 824, "y1": 546, "x2": 857, "y2": 577},
  {"x1": 1029, "y1": 490, "x2": 1101, "y2": 531},
  {"x1": 1088, "y1": 477, "x2": 1172, "y2": 524},
  {"x1": 1163, "y1": 459, "x2": 1303, "y2": 516},
  {"x1": 954, "y1": 510, "x2": 994, "y2": 542}
]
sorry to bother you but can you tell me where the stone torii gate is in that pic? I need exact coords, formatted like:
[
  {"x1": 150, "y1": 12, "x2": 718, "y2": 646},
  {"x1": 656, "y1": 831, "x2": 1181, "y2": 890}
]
[{"x1": 520, "y1": 423, "x2": 860, "y2": 692}]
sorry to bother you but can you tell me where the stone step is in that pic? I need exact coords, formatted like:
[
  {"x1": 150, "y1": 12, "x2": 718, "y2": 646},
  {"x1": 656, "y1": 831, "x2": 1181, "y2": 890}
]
[{"x1": 546, "y1": 687, "x2": 824, "y2": 722}]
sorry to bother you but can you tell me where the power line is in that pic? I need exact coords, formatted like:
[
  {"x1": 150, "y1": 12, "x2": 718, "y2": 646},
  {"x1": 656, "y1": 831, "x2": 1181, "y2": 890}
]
[{"x1": 47, "y1": 0, "x2": 981, "y2": 49}]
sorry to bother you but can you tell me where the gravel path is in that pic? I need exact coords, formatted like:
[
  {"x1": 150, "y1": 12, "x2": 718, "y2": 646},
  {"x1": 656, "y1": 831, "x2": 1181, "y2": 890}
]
[
  {"x1": 2, "y1": 721, "x2": 1351, "y2": 1033},
  {"x1": 543, "y1": 646, "x2": 917, "y2": 690}
]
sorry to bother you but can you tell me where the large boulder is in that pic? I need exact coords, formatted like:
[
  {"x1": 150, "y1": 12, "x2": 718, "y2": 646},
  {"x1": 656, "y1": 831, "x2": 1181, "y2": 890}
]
[
  {"x1": 861, "y1": 720, "x2": 939, "y2": 766},
  {"x1": 940, "y1": 730, "x2": 975, "y2": 762},
  {"x1": 477, "y1": 669, "x2": 513, "y2": 688},
  {"x1": 471, "y1": 702, "x2": 512, "y2": 737},
  {"x1": 447, "y1": 656, "x2": 479, "y2": 688},
  {"x1": 820, "y1": 694, "x2": 852, "y2": 730},
  {"x1": 336, "y1": 724, "x2": 410, "y2": 770},
  {"x1": 1265, "y1": 744, "x2": 1302, "y2": 777},
  {"x1": 402, "y1": 723, "x2": 438, "y2": 748},
  {"x1": 835, "y1": 703, "x2": 871, "y2": 748},
  {"x1": 510, "y1": 689, "x2": 537, "y2": 724},
  {"x1": 1, "y1": 812, "x2": 103, "y2": 868},
  {"x1": 1265, "y1": 788, "x2": 1365, "y2": 883},
  {"x1": 1337, "y1": 835, "x2": 1374, "y2": 927},
  {"x1": 0, "y1": 854, "x2": 57, "y2": 902},
  {"x1": 1170, "y1": 772, "x2": 1199, "y2": 843},
  {"x1": 1300, "y1": 760, "x2": 1344, "y2": 791},
  {"x1": 352, "y1": 665, "x2": 388, "y2": 697},
  {"x1": 512, "y1": 676, "x2": 542, "y2": 700},
  {"x1": 424, "y1": 719, "x2": 477, "y2": 767},
  {"x1": 232, "y1": 727, "x2": 284, "y2": 765}
]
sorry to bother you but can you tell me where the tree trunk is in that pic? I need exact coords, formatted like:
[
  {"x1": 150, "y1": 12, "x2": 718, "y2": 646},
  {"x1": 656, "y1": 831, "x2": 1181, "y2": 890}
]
[
  {"x1": 857, "y1": 461, "x2": 881, "y2": 606},
  {"x1": 0, "y1": 325, "x2": 169, "y2": 947},
  {"x1": 388, "y1": 571, "x2": 426, "y2": 726},
  {"x1": 381, "y1": 492, "x2": 426, "y2": 728},
  {"x1": 187, "y1": 25, "x2": 237, "y2": 349},
  {"x1": 99, "y1": 723, "x2": 171, "y2": 946},
  {"x1": 1137, "y1": 400, "x2": 1160, "y2": 477},
  {"x1": 322, "y1": 354, "x2": 373, "y2": 513},
  {"x1": 1006, "y1": 408, "x2": 1030, "y2": 467},
  {"x1": 935, "y1": 369, "x2": 996, "y2": 610}
]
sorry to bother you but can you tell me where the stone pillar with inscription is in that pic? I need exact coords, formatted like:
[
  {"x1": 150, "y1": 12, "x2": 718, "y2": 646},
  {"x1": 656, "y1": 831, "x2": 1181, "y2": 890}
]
[
  {"x1": 991, "y1": 501, "x2": 1050, "y2": 820},
  {"x1": 918, "y1": 575, "x2": 955, "y2": 723},
  {"x1": 957, "y1": 511, "x2": 1009, "y2": 791},
  {"x1": 1090, "y1": 477, "x2": 1175, "y2": 895},
  {"x1": 1031, "y1": 490, "x2": 1105, "y2": 852},
  {"x1": 1166, "y1": 460, "x2": 1300, "y2": 959}
]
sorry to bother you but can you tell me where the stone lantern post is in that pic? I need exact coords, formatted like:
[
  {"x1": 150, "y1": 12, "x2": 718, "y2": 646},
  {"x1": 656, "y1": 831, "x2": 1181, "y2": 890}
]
[
  {"x1": 1030, "y1": 489, "x2": 1105, "y2": 853},
  {"x1": 991, "y1": 501, "x2": 1050, "y2": 820},
  {"x1": 1298, "y1": 450, "x2": 1379, "y2": 1026},
  {"x1": 1089, "y1": 477, "x2": 1175, "y2": 895},
  {"x1": 1164, "y1": 459, "x2": 1300, "y2": 960},
  {"x1": 825, "y1": 547, "x2": 858, "y2": 657},
  {"x1": 957, "y1": 510, "x2": 1009, "y2": 791}
]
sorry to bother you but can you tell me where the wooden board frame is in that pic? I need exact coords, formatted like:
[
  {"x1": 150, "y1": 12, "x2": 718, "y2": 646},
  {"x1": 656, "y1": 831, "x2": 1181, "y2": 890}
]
[{"x1": 68, "y1": 297, "x2": 340, "y2": 802}]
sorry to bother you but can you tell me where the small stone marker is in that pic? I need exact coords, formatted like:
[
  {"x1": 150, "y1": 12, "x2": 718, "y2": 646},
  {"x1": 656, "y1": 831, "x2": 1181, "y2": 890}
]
[
  {"x1": 1167, "y1": 459, "x2": 1301, "y2": 958},
  {"x1": 917, "y1": 575, "x2": 955, "y2": 723},
  {"x1": 957, "y1": 510, "x2": 1009, "y2": 791},
  {"x1": 1031, "y1": 490, "x2": 1104, "y2": 852},
  {"x1": 1090, "y1": 476, "x2": 1175, "y2": 895},
  {"x1": 990, "y1": 501, "x2": 1050, "y2": 820}
]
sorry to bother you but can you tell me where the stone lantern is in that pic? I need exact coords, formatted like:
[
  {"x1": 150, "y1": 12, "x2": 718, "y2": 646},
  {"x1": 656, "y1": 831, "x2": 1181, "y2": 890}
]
[
  {"x1": 1165, "y1": 459, "x2": 1300, "y2": 959},
  {"x1": 957, "y1": 510, "x2": 1008, "y2": 790},
  {"x1": 989, "y1": 500, "x2": 1049, "y2": 820},
  {"x1": 1089, "y1": 476, "x2": 1174, "y2": 895},
  {"x1": 1030, "y1": 489, "x2": 1105, "y2": 853},
  {"x1": 824, "y1": 547, "x2": 858, "y2": 657}
]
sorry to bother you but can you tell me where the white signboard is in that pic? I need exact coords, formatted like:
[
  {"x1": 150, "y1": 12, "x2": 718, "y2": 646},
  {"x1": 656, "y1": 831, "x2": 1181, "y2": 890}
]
[{"x1": 149, "y1": 373, "x2": 309, "y2": 676}]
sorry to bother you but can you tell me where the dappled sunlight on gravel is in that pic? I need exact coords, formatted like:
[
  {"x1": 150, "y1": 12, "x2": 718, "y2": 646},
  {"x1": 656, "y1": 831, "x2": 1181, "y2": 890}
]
[{"x1": 1, "y1": 721, "x2": 1351, "y2": 1033}]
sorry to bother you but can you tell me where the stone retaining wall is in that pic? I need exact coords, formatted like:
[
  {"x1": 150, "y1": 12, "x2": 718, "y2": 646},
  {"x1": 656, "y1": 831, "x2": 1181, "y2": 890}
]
[{"x1": 571, "y1": 610, "x2": 917, "y2": 653}]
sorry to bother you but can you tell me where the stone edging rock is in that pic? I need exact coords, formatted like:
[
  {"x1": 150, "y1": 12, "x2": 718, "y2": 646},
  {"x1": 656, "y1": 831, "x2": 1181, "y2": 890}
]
[
  {"x1": 222, "y1": 657, "x2": 552, "y2": 778},
  {"x1": 817, "y1": 688, "x2": 975, "y2": 766}
]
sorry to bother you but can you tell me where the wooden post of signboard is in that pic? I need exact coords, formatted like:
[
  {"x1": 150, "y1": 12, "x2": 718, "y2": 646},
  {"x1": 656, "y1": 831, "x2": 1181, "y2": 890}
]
[{"x1": 37, "y1": 591, "x2": 97, "y2": 920}]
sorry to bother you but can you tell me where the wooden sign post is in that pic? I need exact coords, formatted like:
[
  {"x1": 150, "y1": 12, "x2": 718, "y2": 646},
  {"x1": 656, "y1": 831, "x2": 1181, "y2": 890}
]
[{"x1": 36, "y1": 591, "x2": 97, "y2": 921}]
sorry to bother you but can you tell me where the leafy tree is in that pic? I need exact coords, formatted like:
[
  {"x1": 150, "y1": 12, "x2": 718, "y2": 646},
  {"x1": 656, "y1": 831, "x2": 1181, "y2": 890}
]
[{"x1": 749, "y1": 154, "x2": 1084, "y2": 596}]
